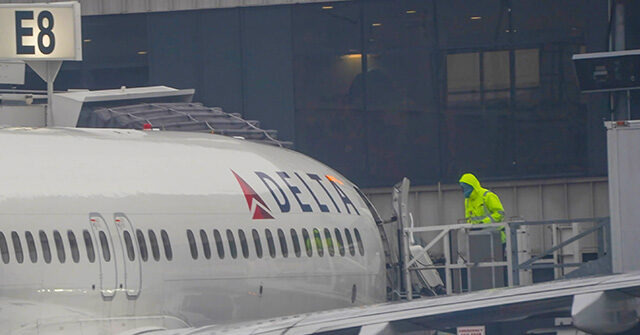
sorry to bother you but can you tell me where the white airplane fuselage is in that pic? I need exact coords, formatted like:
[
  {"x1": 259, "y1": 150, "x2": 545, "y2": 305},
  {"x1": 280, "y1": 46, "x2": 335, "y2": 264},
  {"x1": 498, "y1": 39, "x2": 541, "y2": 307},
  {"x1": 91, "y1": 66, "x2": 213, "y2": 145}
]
[{"x1": 0, "y1": 128, "x2": 386, "y2": 332}]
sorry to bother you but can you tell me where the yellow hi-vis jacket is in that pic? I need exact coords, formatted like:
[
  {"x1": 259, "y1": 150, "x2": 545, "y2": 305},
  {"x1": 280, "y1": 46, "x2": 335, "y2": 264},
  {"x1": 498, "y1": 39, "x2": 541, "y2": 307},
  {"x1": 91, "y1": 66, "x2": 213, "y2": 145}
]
[{"x1": 459, "y1": 173, "x2": 506, "y2": 243}]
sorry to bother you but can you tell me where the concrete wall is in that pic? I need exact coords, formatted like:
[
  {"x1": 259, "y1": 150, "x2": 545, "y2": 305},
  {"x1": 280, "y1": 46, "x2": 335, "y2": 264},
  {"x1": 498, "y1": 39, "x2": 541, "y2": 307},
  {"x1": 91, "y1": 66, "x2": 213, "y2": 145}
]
[
  {"x1": 0, "y1": 0, "x2": 347, "y2": 15},
  {"x1": 364, "y1": 177, "x2": 609, "y2": 259}
]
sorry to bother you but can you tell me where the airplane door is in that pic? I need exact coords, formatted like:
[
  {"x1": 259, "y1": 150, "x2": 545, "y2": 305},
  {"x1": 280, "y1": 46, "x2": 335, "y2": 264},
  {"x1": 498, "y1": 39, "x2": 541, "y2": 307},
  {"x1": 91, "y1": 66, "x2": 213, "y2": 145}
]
[
  {"x1": 89, "y1": 213, "x2": 118, "y2": 298},
  {"x1": 113, "y1": 213, "x2": 141, "y2": 297}
]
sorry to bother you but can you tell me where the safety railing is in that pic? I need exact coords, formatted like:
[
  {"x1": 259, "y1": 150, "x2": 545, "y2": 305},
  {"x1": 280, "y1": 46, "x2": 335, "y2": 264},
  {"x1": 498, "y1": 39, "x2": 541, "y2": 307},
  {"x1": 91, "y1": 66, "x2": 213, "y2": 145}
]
[
  {"x1": 401, "y1": 217, "x2": 611, "y2": 299},
  {"x1": 508, "y1": 217, "x2": 610, "y2": 286}
]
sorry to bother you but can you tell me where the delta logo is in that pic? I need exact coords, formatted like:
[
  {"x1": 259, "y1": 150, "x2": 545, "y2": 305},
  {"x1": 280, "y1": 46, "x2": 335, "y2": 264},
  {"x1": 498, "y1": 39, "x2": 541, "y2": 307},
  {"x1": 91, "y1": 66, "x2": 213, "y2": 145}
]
[{"x1": 231, "y1": 169, "x2": 360, "y2": 220}]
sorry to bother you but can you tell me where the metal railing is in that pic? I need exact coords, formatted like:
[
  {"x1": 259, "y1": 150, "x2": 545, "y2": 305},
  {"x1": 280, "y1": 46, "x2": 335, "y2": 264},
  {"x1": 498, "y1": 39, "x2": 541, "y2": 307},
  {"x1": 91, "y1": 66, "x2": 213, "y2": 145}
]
[
  {"x1": 401, "y1": 217, "x2": 611, "y2": 298},
  {"x1": 508, "y1": 217, "x2": 610, "y2": 286}
]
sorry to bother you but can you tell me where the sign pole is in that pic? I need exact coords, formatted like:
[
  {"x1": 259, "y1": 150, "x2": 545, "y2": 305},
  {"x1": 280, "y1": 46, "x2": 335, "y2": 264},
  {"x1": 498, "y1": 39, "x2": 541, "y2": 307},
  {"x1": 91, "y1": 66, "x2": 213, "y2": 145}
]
[{"x1": 25, "y1": 60, "x2": 62, "y2": 126}]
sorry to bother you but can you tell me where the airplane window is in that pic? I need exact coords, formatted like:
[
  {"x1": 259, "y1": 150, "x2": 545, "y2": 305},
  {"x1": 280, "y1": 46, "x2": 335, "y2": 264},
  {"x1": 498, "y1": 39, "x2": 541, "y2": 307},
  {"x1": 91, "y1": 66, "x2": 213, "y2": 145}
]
[
  {"x1": 344, "y1": 229, "x2": 356, "y2": 256},
  {"x1": 123, "y1": 231, "x2": 135, "y2": 261},
  {"x1": 25, "y1": 231, "x2": 37, "y2": 263},
  {"x1": 12, "y1": 232, "x2": 24, "y2": 264},
  {"x1": 0, "y1": 232, "x2": 9, "y2": 264},
  {"x1": 39, "y1": 231, "x2": 52, "y2": 264},
  {"x1": 186, "y1": 230, "x2": 198, "y2": 260},
  {"x1": 83, "y1": 230, "x2": 95, "y2": 263},
  {"x1": 136, "y1": 229, "x2": 148, "y2": 262},
  {"x1": 226, "y1": 229, "x2": 238, "y2": 259},
  {"x1": 252, "y1": 229, "x2": 263, "y2": 259},
  {"x1": 301, "y1": 229, "x2": 312, "y2": 257},
  {"x1": 334, "y1": 228, "x2": 345, "y2": 256},
  {"x1": 354, "y1": 228, "x2": 365, "y2": 256},
  {"x1": 324, "y1": 228, "x2": 335, "y2": 257},
  {"x1": 290, "y1": 229, "x2": 301, "y2": 257},
  {"x1": 148, "y1": 230, "x2": 160, "y2": 261},
  {"x1": 199, "y1": 230, "x2": 211, "y2": 260},
  {"x1": 213, "y1": 229, "x2": 225, "y2": 259},
  {"x1": 313, "y1": 228, "x2": 324, "y2": 257},
  {"x1": 265, "y1": 229, "x2": 276, "y2": 258},
  {"x1": 238, "y1": 230, "x2": 249, "y2": 259},
  {"x1": 68, "y1": 230, "x2": 80, "y2": 263},
  {"x1": 53, "y1": 230, "x2": 65, "y2": 263},
  {"x1": 98, "y1": 231, "x2": 110, "y2": 262},
  {"x1": 277, "y1": 229, "x2": 288, "y2": 258},
  {"x1": 161, "y1": 230, "x2": 172, "y2": 261}
]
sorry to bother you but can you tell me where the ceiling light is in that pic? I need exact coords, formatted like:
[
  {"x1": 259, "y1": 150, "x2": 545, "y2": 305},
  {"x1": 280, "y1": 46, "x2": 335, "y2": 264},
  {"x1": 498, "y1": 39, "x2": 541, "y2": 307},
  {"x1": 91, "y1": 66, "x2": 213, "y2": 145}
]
[
  {"x1": 470, "y1": 16, "x2": 482, "y2": 20},
  {"x1": 137, "y1": 51, "x2": 148, "y2": 55},
  {"x1": 372, "y1": 23, "x2": 382, "y2": 27},
  {"x1": 322, "y1": 6, "x2": 333, "y2": 10},
  {"x1": 83, "y1": 39, "x2": 91, "y2": 43},
  {"x1": 406, "y1": 10, "x2": 417, "y2": 14}
]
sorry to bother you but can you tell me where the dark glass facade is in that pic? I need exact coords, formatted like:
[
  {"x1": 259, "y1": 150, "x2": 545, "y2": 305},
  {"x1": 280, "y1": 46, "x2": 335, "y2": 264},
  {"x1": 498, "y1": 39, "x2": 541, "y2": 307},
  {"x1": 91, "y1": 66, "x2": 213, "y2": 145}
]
[{"x1": 6, "y1": 0, "x2": 635, "y2": 187}]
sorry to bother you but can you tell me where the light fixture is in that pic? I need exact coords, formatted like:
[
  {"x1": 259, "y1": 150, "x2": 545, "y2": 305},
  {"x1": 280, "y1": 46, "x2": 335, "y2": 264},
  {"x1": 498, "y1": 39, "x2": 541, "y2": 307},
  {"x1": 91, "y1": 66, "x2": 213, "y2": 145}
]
[
  {"x1": 83, "y1": 39, "x2": 91, "y2": 43},
  {"x1": 470, "y1": 16, "x2": 482, "y2": 20},
  {"x1": 322, "y1": 5, "x2": 333, "y2": 10},
  {"x1": 372, "y1": 23, "x2": 382, "y2": 27},
  {"x1": 406, "y1": 10, "x2": 417, "y2": 14},
  {"x1": 137, "y1": 51, "x2": 148, "y2": 55},
  {"x1": 342, "y1": 54, "x2": 362, "y2": 60}
]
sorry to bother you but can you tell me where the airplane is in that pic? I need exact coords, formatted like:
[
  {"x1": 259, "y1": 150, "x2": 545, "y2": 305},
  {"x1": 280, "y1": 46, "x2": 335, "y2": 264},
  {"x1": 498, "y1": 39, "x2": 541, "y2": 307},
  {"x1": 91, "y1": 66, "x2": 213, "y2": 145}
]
[{"x1": 0, "y1": 126, "x2": 637, "y2": 335}]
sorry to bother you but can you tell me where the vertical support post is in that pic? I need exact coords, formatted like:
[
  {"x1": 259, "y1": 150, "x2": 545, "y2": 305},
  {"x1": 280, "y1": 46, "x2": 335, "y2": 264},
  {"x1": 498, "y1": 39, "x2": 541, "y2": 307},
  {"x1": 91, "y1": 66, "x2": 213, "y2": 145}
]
[
  {"x1": 24, "y1": 60, "x2": 62, "y2": 127},
  {"x1": 597, "y1": 218, "x2": 605, "y2": 259},
  {"x1": 509, "y1": 221, "x2": 520, "y2": 286},
  {"x1": 505, "y1": 222, "x2": 514, "y2": 286},
  {"x1": 465, "y1": 229, "x2": 471, "y2": 292},
  {"x1": 444, "y1": 229, "x2": 452, "y2": 295},
  {"x1": 402, "y1": 227, "x2": 412, "y2": 300}
]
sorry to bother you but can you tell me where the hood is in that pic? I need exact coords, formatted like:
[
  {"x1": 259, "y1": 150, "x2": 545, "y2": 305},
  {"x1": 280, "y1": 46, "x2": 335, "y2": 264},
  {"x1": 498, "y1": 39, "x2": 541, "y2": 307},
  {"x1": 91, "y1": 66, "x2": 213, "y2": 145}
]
[{"x1": 459, "y1": 173, "x2": 483, "y2": 197}]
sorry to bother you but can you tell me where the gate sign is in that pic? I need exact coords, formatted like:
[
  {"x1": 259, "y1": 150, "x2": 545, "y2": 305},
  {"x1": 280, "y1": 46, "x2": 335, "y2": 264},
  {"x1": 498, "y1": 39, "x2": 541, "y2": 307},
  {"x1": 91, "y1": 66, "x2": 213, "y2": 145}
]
[{"x1": 0, "y1": 2, "x2": 82, "y2": 60}]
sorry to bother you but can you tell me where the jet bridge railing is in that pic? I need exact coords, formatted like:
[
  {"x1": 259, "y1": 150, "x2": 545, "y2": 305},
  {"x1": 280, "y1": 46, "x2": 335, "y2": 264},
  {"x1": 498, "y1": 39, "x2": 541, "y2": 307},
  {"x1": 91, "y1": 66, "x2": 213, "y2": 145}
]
[
  {"x1": 401, "y1": 217, "x2": 610, "y2": 298},
  {"x1": 508, "y1": 217, "x2": 611, "y2": 286},
  {"x1": 402, "y1": 222, "x2": 513, "y2": 297}
]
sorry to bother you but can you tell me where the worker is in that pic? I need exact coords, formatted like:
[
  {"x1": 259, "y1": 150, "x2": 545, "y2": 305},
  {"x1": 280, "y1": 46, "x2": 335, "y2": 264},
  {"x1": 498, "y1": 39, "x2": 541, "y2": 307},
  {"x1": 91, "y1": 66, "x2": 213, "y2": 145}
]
[{"x1": 459, "y1": 173, "x2": 506, "y2": 243}]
